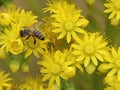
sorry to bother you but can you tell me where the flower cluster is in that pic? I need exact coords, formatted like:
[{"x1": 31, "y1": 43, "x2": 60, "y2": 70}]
[
  {"x1": 38, "y1": 49, "x2": 75, "y2": 87},
  {"x1": 44, "y1": 0, "x2": 89, "y2": 43},
  {"x1": 104, "y1": 0, "x2": 120, "y2": 25},
  {"x1": 0, "y1": 5, "x2": 47, "y2": 57},
  {"x1": 0, "y1": 5, "x2": 47, "y2": 73}
]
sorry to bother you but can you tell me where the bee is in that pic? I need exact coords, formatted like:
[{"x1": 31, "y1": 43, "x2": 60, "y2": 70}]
[{"x1": 20, "y1": 27, "x2": 44, "y2": 44}]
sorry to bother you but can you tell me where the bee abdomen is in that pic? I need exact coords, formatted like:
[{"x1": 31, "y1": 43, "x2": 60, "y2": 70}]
[{"x1": 33, "y1": 29, "x2": 44, "y2": 40}]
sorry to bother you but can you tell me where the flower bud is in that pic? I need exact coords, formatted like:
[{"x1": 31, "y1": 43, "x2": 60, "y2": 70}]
[
  {"x1": 80, "y1": 18, "x2": 89, "y2": 28},
  {"x1": 86, "y1": 0, "x2": 96, "y2": 5},
  {"x1": 21, "y1": 62, "x2": 29, "y2": 72},
  {"x1": 9, "y1": 58, "x2": 21, "y2": 73},
  {"x1": 0, "y1": 13, "x2": 11, "y2": 26},
  {"x1": 86, "y1": 63, "x2": 96, "y2": 74},
  {"x1": 62, "y1": 67, "x2": 76, "y2": 79},
  {"x1": 110, "y1": 17, "x2": 119, "y2": 26}
]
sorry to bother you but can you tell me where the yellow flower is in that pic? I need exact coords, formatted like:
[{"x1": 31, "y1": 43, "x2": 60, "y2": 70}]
[
  {"x1": 104, "y1": 0, "x2": 120, "y2": 20},
  {"x1": 43, "y1": 0, "x2": 58, "y2": 13},
  {"x1": 38, "y1": 50, "x2": 73, "y2": 86},
  {"x1": 65, "y1": 49, "x2": 83, "y2": 72},
  {"x1": 72, "y1": 32, "x2": 110, "y2": 68},
  {"x1": 8, "y1": 39, "x2": 23, "y2": 55},
  {"x1": 104, "y1": 76, "x2": 120, "y2": 90},
  {"x1": 19, "y1": 76, "x2": 44, "y2": 90},
  {"x1": 45, "y1": 1, "x2": 89, "y2": 43},
  {"x1": 0, "y1": 70, "x2": 12, "y2": 90},
  {"x1": 98, "y1": 47, "x2": 120, "y2": 81},
  {"x1": 13, "y1": 8, "x2": 38, "y2": 27},
  {"x1": 0, "y1": 23, "x2": 22, "y2": 52},
  {"x1": 0, "y1": 5, "x2": 37, "y2": 27},
  {"x1": 5, "y1": 5, "x2": 38, "y2": 27},
  {"x1": 24, "y1": 36, "x2": 47, "y2": 58}
]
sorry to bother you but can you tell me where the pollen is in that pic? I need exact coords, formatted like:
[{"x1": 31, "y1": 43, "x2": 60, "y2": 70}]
[{"x1": 85, "y1": 45, "x2": 95, "y2": 54}]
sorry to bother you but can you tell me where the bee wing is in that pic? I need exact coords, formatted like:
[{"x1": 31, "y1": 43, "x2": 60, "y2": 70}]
[{"x1": 33, "y1": 21, "x2": 43, "y2": 27}]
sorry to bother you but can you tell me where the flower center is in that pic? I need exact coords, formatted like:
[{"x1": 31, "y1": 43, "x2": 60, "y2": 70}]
[
  {"x1": 51, "y1": 64, "x2": 60, "y2": 75},
  {"x1": 12, "y1": 41, "x2": 21, "y2": 51},
  {"x1": 65, "y1": 22, "x2": 73, "y2": 31},
  {"x1": 85, "y1": 45, "x2": 95, "y2": 54},
  {"x1": 8, "y1": 39, "x2": 23, "y2": 55},
  {"x1": 26, "y1": 37, "x2": 38, "y2": 49}
]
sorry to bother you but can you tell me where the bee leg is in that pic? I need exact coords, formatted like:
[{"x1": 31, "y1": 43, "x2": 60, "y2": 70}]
[
  {"x1": 33, "y1": 37, "x2": 36, "y2": 44},
  {"x1": 26, "y1": 35, "x2": 30, "y2": 40}
]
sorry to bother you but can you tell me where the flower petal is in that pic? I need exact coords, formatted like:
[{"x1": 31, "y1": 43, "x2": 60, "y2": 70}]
[
  {"x1": 71, "y1": 31, "x2": 81, "y2": 43},
  {"x1": 95, "y1": 53, "x2": 104, "y2": 62},
  {"x1": 49, "y1": 76, "x2": 55, "y2": 86},
  {"x1": 42, "y1": 73, "x2": 51, "y2": 81},
  {"x1": 109, "y1": 11, "x2": 116, "y2": 19},
  {"x1": 71, "y1": 44, "x2": 81, "y2": 49},
  {"x1": 66, "y1": 32, "x2": 71, "y2": 43},
  {"x1": 33, "y1": 50, "x2": 39, "y2": 58},
  {"x1": 52, "y1": 28, "x2": 63, "y2": 33},
  {"x1": 74, "y1": 27, "x2": 86, "y2": 33},
  {"x1": 76, "y1": 55, "x2": 85, "y2": 61},
  {"x1": 55, "y1": 76, "x2": 60, "y2": 86},
  {"x1": 25, "y1": 50, "x2": 32, "y2": 58},
  {"x1": 107, "y1": 68, "x2": 117, "y2": 77},
  {"x1": 84, "y1": 56, "x2": 90, "y2": 67},
  {"x1": 72, "y1": 50, "x2": 83, "y2": 55},
  {"x1": 57, "y1": 31, "x2": 66, "y2": 39},
  {"x1": 91, "y1": 56, "x2": 98, "y2": 66}
]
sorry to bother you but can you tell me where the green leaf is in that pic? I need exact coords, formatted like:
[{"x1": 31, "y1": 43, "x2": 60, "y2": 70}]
[{"x1": 65, "y1": 82, "x2": 75, "y2": 90}]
